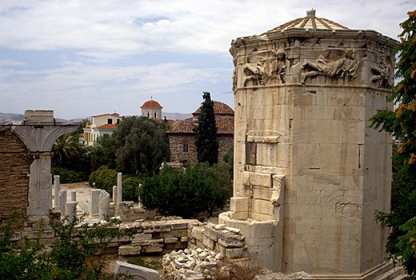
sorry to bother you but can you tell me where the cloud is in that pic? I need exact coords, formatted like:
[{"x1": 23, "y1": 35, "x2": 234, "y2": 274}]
[
  {"x1": 0, "y1": 59, "x2": 25, "y2": 67},
  {"x1": 0, "y1": 0, "x2": 411, "y2": 59},
  {"x1": 0, "y1": 60, "x2": 230, "y2": 118},
  {"x1": 0, "y1": 0, "x2": 412, "y2": 118}
]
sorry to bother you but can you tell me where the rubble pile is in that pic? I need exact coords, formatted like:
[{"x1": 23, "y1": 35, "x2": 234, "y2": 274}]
[
  {"x1": 189, "y1": 223, "x2": 248, "y2": 259},
  {"x1": 161, "y1": 248, "x2": 223, "y2": 280}
]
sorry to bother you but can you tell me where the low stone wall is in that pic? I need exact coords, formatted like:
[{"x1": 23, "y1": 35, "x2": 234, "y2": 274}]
[
  {"x1": 189, "y1": 223, "x2": 248, "y2": 260},
  {"x1": 118, "y1": 219, "x2": 201, "y2": 256}
]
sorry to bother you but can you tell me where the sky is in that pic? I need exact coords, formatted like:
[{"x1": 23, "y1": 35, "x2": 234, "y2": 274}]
[{"x1": 0, "y1": 0, "x2": 413, "y2": 119}]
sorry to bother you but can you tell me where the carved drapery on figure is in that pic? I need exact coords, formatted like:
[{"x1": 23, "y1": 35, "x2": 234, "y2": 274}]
[
  {"x1": 241, "y1": 48, "x2": 287, "y2": 87},
  {"x1": 370, "y1": 56, "x2": 393, "y2": 88},
  {"x1": 301, "y1": 49, "x2": 359, "y2": 83}
]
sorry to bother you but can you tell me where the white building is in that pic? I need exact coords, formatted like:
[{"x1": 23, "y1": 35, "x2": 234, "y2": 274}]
[
  {"x1": 83, "y1": 113, "x2": 121, "y2": 146},
  {"x1": 140, "y1": 99, "x2": 162, "y2": 120}
]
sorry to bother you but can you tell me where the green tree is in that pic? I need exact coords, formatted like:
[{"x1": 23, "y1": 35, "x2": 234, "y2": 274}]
[
  {"x1": 112, "y1": 116, "x2": 169, "y2": 175},
  {"x1": 194, "y1": 92, "x2": 219, "y2": 165},
  {"x1": 89, "y1": 134, "x2": 116, "y2": 171},
  {"x1": 123, "y1": 176, "x2": 142, "y2": 202},
  {"x1": 370, "y1": 10, "x2": 416, "y2": 276},
  {"x1": 88, "y1": 166, "x2": 117, "y2": 194},
  {"x1": 52, "y1": 133, "x2": 84, "y2": 167},
  {"x1": 52, "y1": 121, "x2": 92, "y2": 182},
  {"x1": 140, "y1": 163, "x2": 231, "y2": 218}
]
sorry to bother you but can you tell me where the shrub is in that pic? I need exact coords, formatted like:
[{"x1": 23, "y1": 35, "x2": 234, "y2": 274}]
[
  {"x1": 88, "y1": 166, "x2": 117, "y2": 194},
  {"x1": 52, "y1": 167, "x2": 89, "y2": 183},
  {"x1": 0, "y1": 216, "x2": 121, "y2": 279},
  {"x1": 123, "y1": 176, "x2": 141, "y2": 202},
  {"x1": 140, "y1": 163, "x2": 232, "y2": 218}
]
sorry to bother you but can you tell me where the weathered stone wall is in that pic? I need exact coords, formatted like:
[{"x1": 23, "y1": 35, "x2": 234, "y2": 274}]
[
  {"x1": 0, "y1": 128, "x2": 31, "y2": 221},
  {"x1": 118, "y1": 219, "x2": 200, "y2": 256},
  {"x1": 168, "y1": 134, "x2": 198, "y2": 164},
  {"x1": 168, "y1": 134, "x2": 233, "y2": 164},
  {"x1": 218, "y1": 135, "x2": 233, "y2": 162}
]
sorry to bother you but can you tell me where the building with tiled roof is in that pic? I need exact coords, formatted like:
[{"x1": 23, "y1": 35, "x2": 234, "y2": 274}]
[
  {"x1": 83, "y1": 113, "x2": 121, "y2": 146},
  {"x1": 141, "y1": 98, "x2": 163, "y2": 120},
  {"x1": 167, "y1": 101, "x2": 234, "y2": 166}
]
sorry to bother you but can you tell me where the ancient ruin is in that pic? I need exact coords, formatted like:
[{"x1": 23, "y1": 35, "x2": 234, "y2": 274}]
[
  {"x1": 0, "y1": 110, "x2": 78, "y2": 224},
  {"x1": 219, "y1": 9, "x2": 399, "y2": 279}
]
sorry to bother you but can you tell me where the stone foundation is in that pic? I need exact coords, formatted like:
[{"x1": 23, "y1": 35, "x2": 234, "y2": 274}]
[{"x1": 117, "y1": 219, "x2": 200, "y2": 256}]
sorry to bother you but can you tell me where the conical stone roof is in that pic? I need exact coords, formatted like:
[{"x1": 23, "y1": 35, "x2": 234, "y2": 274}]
[{"x1": 265, "y1": 9, "x2": 349, "y2": 33}]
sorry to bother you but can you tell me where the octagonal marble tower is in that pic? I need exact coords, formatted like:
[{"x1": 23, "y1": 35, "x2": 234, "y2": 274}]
[{"x1": 219, "y1": 10, "x2": 399, "y2": 279}]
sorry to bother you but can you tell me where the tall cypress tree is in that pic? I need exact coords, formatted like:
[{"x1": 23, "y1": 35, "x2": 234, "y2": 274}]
[{"x1": 194, "y1": 92, "x2": 219, "y2": 164}]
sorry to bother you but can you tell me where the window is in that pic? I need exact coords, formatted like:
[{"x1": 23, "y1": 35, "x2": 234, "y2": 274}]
[
  {"x1": 154, "y1": 112, "x2": 157, "y2": 118},
  {"x1": 246, "y1": 142, "x2": 257, "y2": 165},
  {"x1": 107, "y1": 119, "x2": 112, "y2": 124},
  {"x1": 183, "y1": 144, "x2": 189, "y2": 153},
  {"x1": 116, "y1": 119, "x2": 120, "y2": 124},
  {"x1": 147, "y1": 112, "x2": 150, "y2": 117}
]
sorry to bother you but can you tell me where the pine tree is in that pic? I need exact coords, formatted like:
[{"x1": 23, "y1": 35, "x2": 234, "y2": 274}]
[
  {"x1": 370, "y1": 10, "x2": 416, "y2": 275},
  {"x1": 194, "y1": 92, "x2": 219, "y2": 164}
]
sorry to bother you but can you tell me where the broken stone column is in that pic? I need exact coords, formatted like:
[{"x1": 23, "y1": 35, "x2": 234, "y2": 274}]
[
  {"x1": 115, "y1": 173, "x2": 123, "y2": 216},
  {"x1": 59, "y1": 190, "x2": 67, "y2": 217},
  {"x1": 98, "y1": 190, "x2": 110, "y2": 220},
  {"x1": 90, "y1": 189, "x2": 100, "y2": 217},
  {"x1": 138, "y1": 183, "x2": 143, "y2": 208},
  {"x1": 11, "y1": 110, "x2": 78, "y2": 221},
  {"x1": 53, "y1": 175, "x2": 60, "y2": 209},
  {"x1": 66, "y1": 201, "x2": 77, "y2": 222},
  {"x1": 112, "y1": 185, "x2": 117, "y2": 203},
  {"x1": 117, "y1": 172, "x2": 123, "y2": 204}
]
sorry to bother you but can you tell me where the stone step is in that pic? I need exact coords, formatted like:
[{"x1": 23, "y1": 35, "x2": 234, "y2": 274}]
[
  {"x1": 392, "y1": 274, "x2": 408, "y2": 280},
  {"x1": 374, "y1": 265, "x2": 405, "y2": 280}
]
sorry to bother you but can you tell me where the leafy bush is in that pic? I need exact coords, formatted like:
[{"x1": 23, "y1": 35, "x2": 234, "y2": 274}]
[
  {"x1": 140, "y1": 163, "x2": 232, "y2": 218},
  {"x1": 0, "y1": 216, "x2": 121, "y2": 279},
  {"x1": 88, "y1": 166, "x2": 117, "y2": 194},
  {"x1": 89, "y1": 135, "x2": 116, "y2": 171},
  {"x1": 52, "y1": 167, "x2": 89, "y2": 183},
  {"x1": 123, "y1": 176, "x2": 142, "y2": 202}
]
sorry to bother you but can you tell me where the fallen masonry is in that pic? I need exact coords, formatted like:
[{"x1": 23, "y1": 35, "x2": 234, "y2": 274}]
[
  {"x1": 161, "y1": 248, "x2": 221, "y2": 280},
  {"x1": 189, "y1": 223, "x2": 248, "y2": 260}
]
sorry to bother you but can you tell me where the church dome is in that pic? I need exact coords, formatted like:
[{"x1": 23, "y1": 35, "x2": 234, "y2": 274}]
[
  {"x1": 193, "y1": 101, "x2": 234, "y2": 116},
  {"x1": 141, "y1": 99, "x2": 162, "y2": 109},
  {"x1": 265, "y1": 9, "x2": 349, "y2": 33}
]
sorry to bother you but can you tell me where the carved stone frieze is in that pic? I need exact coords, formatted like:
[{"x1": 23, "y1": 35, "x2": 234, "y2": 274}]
[
  {"x1": 241, "y1": 48, "x2": 287, "y2": 87},
  {"x1": 300, "y1": 49, "x2": 359, "y2": 83},
  {"x1": 370, "y1": 55, "x2": 394, "y2": 88}
]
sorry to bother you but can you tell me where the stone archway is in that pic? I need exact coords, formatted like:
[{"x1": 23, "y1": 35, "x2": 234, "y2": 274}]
[{"x1": 0, "y1": 127, "x2": 32, "y2": 223}]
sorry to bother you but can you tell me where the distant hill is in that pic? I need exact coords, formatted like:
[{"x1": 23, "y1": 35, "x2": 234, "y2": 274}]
[
  {"x1": 163, "y1": 112, "x2": 192, "y2": 120},
  {"x1": 0, "y1": 112, "x2": 24, "y2": 124},
  {"x1": 0, "y1": 112, "x2": 191, "y2": 123}
]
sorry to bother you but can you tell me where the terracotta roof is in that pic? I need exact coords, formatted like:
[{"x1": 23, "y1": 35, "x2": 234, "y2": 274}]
[
  {"x1": 193, "y1": 101, "x2": 234, "y2": 116},
  {"x1": 216, "y1": 115, "x2": 234, "y2": 134},
  {"x1": 97, "y1": 124, "x2": 118, "y2": 129},
  {"x1": 265, "y1": 10, "x2": 349, "y2": 34},
  {"x1": 167, "y1": 115, "x2": 233, "y2": 135},
  {"x1": 141, "y1": 99, "x2": 163, "y2": 109},
  {"x1": 167, "y1": 120, "x2": 194, "y2": 134},
  {"x1": 92, "y1": 113, "x2": 120, "y2": 118}
]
